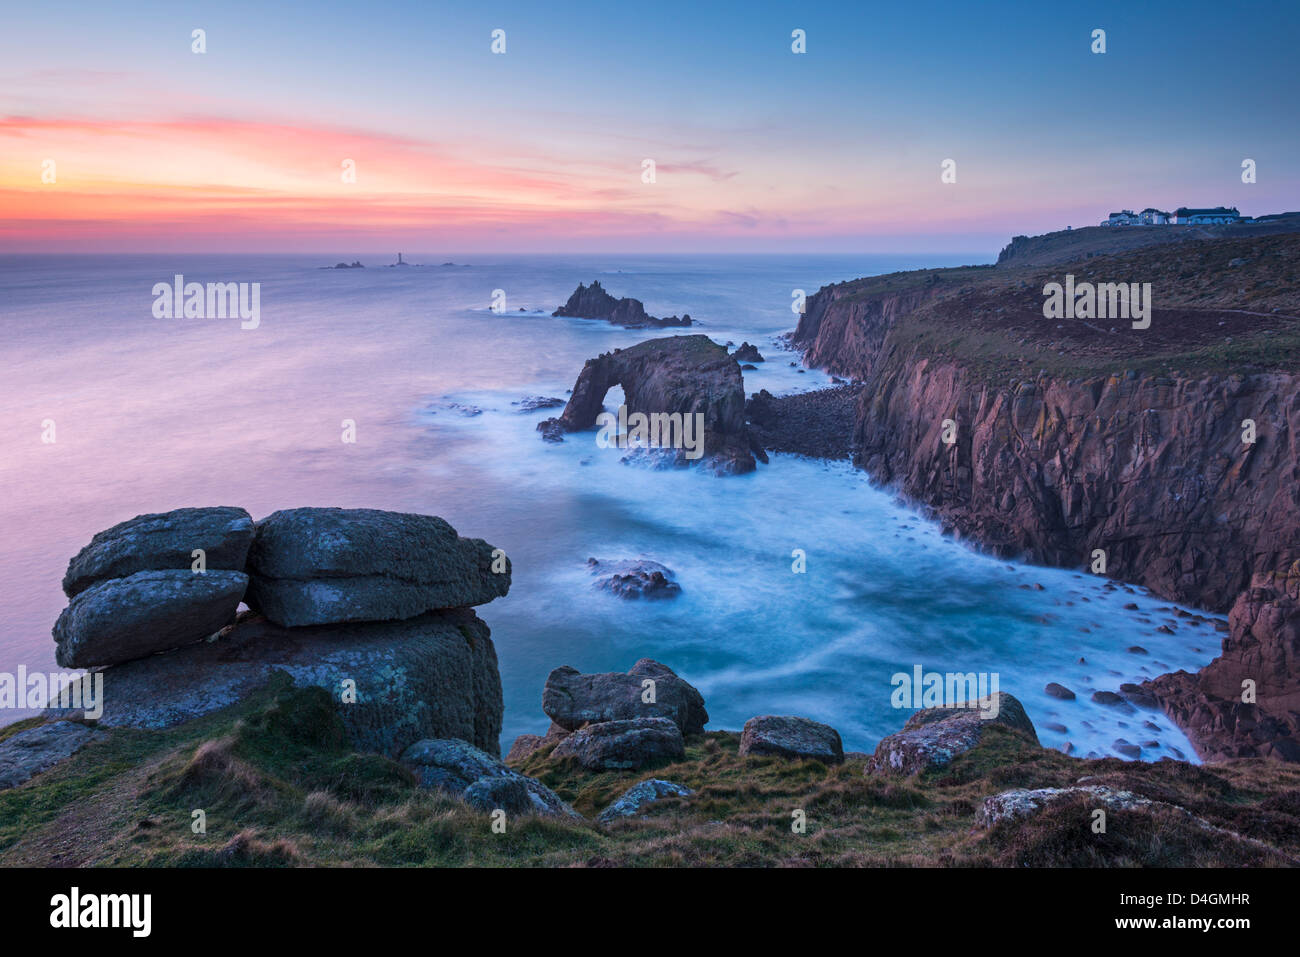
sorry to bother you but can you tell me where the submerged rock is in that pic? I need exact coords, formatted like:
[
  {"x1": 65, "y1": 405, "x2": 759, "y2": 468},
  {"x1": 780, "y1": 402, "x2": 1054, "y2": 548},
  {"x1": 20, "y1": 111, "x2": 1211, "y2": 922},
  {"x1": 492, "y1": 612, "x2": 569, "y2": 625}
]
[
  {"x1": 738, "y1": 715, "x2": 844, "y2": 764},
  {"x1": 62, "y1": 506, "x2": 254, "y2": 597},
  {"x1": 543, "y1": 659, "x2": 707, "y2": 734},
  {"x1": 245, "y1": 508, "x2": 509, "y2": 627},
  {"x1": 47, "y1": 609, "x2": 504, "y2": 758},
  {"x1": 400, "y1": 738, "x2": 578, "y2": 817},
  {"x1": 551, "y1": 717, "x2": 685, "y2": 771},
  {"x1": 597, "y1": 779, "x2": 694, "y2": 823},
  {"x1": 53, "y1": 569, "x2": 247, "y2": 668},
  {"x1": 866, "y1": 692, "x2": 1038, "y2": 776},
  {"x1": 513, "y1": 396, "x2": 565, "y2": 412},
  {"x1": 0, "y1": 721, "x2": 100, "y2": 791},
  {"x1": 586, "y1": 557, "x2": 681, "y2": 599}
]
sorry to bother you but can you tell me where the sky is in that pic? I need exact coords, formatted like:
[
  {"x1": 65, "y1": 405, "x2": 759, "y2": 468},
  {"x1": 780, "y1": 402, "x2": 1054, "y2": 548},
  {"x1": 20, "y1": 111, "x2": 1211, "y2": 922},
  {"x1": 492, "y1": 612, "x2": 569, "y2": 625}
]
[{"x1": 1, "y1": 0, "x2": 1297, "y2": 254}]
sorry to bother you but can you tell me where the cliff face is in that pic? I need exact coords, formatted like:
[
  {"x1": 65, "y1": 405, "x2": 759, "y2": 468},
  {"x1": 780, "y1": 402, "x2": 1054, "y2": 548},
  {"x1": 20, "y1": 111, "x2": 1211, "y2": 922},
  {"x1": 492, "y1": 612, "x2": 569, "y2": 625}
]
[
  {"x1": 793, "y1": 233, "x2": 1300, "y2": 761},
  {"x1": 852, "y1": 358, "x2": 1299, "y2": 612}
]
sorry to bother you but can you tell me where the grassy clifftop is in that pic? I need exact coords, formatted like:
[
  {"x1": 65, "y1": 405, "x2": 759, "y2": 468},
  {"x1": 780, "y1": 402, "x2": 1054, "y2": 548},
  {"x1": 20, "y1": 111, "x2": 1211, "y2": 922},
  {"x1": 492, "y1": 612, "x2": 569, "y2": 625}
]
[
  {"x1": 4, "y1": 681, "x2": 1299, "y2": 868},
  {"x1": 815, "y1": 232, "x2": 1300, "y2": 383}
]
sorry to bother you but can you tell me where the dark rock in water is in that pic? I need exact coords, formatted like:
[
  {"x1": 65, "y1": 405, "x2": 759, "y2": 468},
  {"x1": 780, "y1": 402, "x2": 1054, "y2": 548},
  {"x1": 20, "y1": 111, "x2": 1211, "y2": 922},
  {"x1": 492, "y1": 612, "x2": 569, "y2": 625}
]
[
  {"x1": 740, "y1": 363, "x2": 757, "y2": 370},
  {"x1": 732, "y1": 342, "x2": 765, "y2": 363},
  {"x1": 543, "y1": 659, "x2": 707, "y2": 734},
  {"x1": 0, "y1": 721, "x2": 100, "y2": 791},
  {"x1": 552, "y1": 280, "x2": 691, "y2": 329},
  {"x1": 1044, "y1": 722, "x2": 1068, "y2": 733},
  {"x1": 245, "y1": 508, "x2": 509, "y2": 627},
  {"x1": 47, "y1": 608, "x2": 504, "y2": 758},
  {"x1": 505, "y1": 721, "x2": 570, "y2": 763},
  {"x1": 1092, "y1": 691, "x2": 1133, "y2": 712},
  {"x1": 1045, "y1": 682, "x2": 1076, "y2": 700},
  {"x1": 537, "y1": 335, "x2": 756, "y2": 474},
  {"x1": 1128, "y1": 645, "x2": 1149, "y2": 654},
  {"x1": 738, "y1": 715, "x2": 844, "y2": 764},
  {"x1": 513, "y1": 396, "x2": 565, "y2": 412},
  {"x1": 1113, "y1": 739, "x2": 1142, "y2": 758},
  {"x1": 551, "y1": 717, "x2": 685, "y2": 771},
  {"x1": 537, "y1": 419, "x2": 565, "y2": 443},
  {"x1": 866, "y1": 692, "x2": 1038, "y2": 776},
  {"x1": 1141, "y1": 564, "x2": 1300, "y2": 762},
  {"x1": 62, "y1": 506, "x2": 254, "y2": 597},
  {"x1": 597, "y1": 778, "x2": 693, "y2": 823},
  {"x1": 1119, "y1": 683, "x2": 1159, "y2": 709},
  {"x1": 744, "y1": 385, "x2": 860, "y2": 461},
  {"x1": 53, "y1": 569, "x2": 247, "y2": 668},
  {"x1": 399, "y1": 738, "x2": 578, "y2": 817},
  {"x1": 586, "y1": 557, "x2": 681, "y2": 599}
]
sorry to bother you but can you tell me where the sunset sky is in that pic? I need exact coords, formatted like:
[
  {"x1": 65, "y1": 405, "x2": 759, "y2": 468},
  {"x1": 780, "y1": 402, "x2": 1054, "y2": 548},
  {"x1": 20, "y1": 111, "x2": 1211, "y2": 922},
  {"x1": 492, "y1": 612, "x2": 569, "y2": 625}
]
[{"x1": 2, "y1": 0, "x2": 1296, "y2": 253}]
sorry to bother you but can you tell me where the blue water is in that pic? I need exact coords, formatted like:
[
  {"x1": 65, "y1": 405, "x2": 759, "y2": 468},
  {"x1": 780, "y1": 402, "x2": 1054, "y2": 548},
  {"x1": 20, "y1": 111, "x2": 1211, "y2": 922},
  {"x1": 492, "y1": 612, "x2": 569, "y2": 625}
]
[{"x1": 0, "y1": 253, "x2": 1220, "y2": 760}]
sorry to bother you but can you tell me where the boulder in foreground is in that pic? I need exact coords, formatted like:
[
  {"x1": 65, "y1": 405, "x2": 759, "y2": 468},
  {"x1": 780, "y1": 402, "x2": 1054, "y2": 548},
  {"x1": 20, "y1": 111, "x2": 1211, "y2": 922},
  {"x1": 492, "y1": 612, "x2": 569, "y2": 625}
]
[
  {"x1": 597, "y1": 778, "x2": 694, "y2": 823},
  {"x1": 245, "y1": 507, "x2": 510, "y2": 627},
  {"x1": 543, "y1": 659, "x2": 707, "y2": 735},
  {"x1": 400, "y1": 738, "x2": 578, "y2": 817},
  {"x1": 0, "y1": 721, "x2": 100, "y2": 791},
  {"x1": 551, "y1": 717, "x2": 685, "y2": 771},
  {"x1": 62, "y1": 506, "x2": 254, "y2": 598},
  {"x1": 738, "y1": 715, "x2": 844, "y2": 764},
  {"x1": 47, "y1": 609, "x2": 503, "y2": 758},
  {"x1": 866, "y1": 692, "x2": 1038, "y2": 776},
  {"x1": 53, "y1": 569, "x2": 247, "y2": 668}
]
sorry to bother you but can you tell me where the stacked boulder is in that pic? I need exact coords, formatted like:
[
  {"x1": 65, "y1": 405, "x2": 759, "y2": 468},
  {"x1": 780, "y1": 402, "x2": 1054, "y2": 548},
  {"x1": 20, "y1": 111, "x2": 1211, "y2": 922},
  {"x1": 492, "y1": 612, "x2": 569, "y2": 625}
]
[
  {"x1": 510, "y1": 659, "x2": 707, "y2": 771},
  {"x1": 54, "y1": 507, "x2": 254, "y2": 668},
  {"x1": 48, "y1": 506, "x2": 510, "y2": 758}
]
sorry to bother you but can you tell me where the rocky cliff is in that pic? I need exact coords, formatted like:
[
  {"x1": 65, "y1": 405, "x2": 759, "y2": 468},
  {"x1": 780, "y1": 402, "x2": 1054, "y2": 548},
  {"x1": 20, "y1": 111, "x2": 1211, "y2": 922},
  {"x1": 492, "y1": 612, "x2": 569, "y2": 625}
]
[{"x1": 792, "y1": 232, "x2": 1300, "y2": 761}]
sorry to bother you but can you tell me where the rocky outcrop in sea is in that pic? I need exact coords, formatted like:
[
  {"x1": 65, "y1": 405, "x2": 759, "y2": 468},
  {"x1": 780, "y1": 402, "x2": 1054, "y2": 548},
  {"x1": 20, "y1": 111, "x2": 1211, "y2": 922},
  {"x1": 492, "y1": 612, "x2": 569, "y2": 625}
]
[
  {"x1": 537, "y1": 334, "x2": 764, "y2": 474},
  {"x1": 552, "y1": 280, "x2": 691, "y2": 328}
]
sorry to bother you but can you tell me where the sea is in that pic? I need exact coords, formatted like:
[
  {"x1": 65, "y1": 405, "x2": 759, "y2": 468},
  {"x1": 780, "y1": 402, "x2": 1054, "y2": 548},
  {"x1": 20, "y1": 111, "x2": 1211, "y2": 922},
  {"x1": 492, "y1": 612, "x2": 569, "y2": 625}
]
[{"x1": 0, "y1": 252, "x2": 1220, "y2": 761}]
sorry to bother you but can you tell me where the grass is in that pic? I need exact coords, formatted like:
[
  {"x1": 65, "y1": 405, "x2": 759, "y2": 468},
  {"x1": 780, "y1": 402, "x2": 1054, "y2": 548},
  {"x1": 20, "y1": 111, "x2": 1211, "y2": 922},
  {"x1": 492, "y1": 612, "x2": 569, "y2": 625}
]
[{"x1": 3, "y1": 679, "x2": 1299, "y2": 867}]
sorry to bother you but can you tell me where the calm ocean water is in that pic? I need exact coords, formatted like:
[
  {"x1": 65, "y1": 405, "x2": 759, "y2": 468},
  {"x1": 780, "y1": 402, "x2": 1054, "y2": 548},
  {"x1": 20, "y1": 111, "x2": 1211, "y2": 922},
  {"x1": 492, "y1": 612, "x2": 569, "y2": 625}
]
[{"x1": 0, "y1": 253, "x2": 1218, "y2": 759}]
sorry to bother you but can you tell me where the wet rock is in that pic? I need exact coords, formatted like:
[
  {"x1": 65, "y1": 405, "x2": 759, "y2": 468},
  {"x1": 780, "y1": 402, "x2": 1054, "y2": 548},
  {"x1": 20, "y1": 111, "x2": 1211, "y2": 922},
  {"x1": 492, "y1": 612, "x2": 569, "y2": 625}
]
[
  {"x1": 586, "y1": 558, "x2": 681, "y2": 599},
  {"x1": 245, "y1": 508, "x2": 510, "y2": 627},
  {"x1": 551, "y1": 717, "x2": 685, "y2": 771},
  {"x1": 543, "y1": 659, "x2": 707, "y2": 735},
  {"x1": 738, "y1": 715, "x2": 844, "y2": 764},
  {"x1": 400, "y1": 738, "x2": 578, "y2": 817},
  {"x1": 866, "y1": 692, "x2": 1038, "y2": 776},
  {"x1": 1045, "y1": 682, "x2": 1076, "y2": 700},
  {"x1": 62, "y1": 506, "x2": 254, "y2": 597},
  {"x1": 1119, "y1": 683, "x2": 1159, "y2": 709},
  {"x1": 53, "y1": 569, "x2": 247, "y2": 668},
  {"x1": 596, "y1": 779, "x2": 694, "y2": 823},
  {"x1": 0, "y1": 721, "x2": 99, "y2": 791},
  {"x1": 513, "y1": 396, "x2": 565, "y2": 412},
  {"x1": 732, "y1": 342, "x2": 765, "y2": 363},
  {"x1": 1113, "y1": 738, "x2": 1142, "y2": 758}
]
